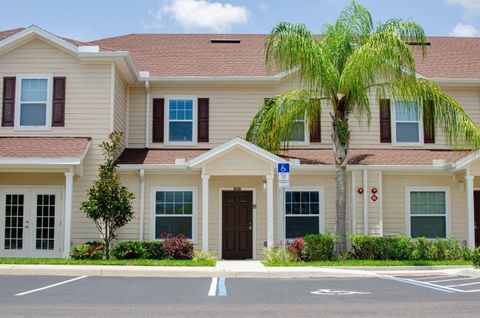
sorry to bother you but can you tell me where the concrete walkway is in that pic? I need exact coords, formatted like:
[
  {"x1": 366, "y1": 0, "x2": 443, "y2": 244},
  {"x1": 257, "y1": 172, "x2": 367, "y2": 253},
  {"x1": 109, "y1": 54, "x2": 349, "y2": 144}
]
[{"x1": 0, "y1": 261, "x2": 475, "y2": 278}]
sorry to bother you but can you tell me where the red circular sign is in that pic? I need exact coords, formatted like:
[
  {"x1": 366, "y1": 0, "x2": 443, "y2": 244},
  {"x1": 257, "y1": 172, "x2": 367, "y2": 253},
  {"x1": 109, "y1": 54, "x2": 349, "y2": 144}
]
[
  {"x1": 371, "y1": 187, "x2": 378, "y2": 194},
  {"x1": 371, "y1": 194, "x2": 378, "y2": 202}
]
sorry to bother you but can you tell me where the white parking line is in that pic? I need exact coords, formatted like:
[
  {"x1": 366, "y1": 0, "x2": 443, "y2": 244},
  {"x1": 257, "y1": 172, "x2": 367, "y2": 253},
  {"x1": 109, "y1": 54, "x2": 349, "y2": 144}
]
[
  {"x1": 208, "y1": 277, "x2": 218, "y2": 296},
  {"x1": 428, "y1": 277, "x2": 475, "y2": 283},
  {"x1": 15, "y1": 276, "x2": 88, "y2": 296},
  {"x1": 446, "y1": 281, "x2": 480, "y2": 288}
]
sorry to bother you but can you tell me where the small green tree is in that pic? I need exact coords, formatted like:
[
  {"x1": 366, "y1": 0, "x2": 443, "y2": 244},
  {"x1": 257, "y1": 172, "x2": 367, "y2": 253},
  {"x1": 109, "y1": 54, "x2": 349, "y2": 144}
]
[{"x1": 81, "y1": 131, "x2": 134, "y2": 259}]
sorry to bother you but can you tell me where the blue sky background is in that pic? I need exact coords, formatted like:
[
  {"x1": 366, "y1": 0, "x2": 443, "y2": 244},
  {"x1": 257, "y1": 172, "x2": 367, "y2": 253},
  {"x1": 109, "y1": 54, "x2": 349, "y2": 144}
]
[{"x1": 0, "y1": 0, "x2": 479, "y2": 41}]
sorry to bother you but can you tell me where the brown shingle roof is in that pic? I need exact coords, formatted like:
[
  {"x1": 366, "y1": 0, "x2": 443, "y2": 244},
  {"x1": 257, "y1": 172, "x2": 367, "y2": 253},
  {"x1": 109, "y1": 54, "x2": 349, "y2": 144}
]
[
  {"x1": 117, "y1": 148, "x2": 469, "y2": 166},
  {"x1": 280, "y1": 148, "x2": 469, "y2": 165},
  {"x1": 0, "y1": 137, "x2": 91, "y2": 159},
  {"x1": 117, "y1": 148, "x2": 208, "y2": 165},
  {"x1": 91, "y1": 34, "x2": 273, "y2": 77}
]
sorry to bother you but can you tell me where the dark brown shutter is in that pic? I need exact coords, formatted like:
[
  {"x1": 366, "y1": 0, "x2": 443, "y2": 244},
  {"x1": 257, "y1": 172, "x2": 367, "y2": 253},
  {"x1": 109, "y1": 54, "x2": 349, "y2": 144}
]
[
  {"x1": 2, "y1": 77, "x2": 15, "y2": 127},
  {"x1": 379, "y1": 99, "x2": 391, "y2": 143},
  {"x1": 309, "y1": 99, "x2": 321, "y2": 142},
  {"x1": 423, "y1": 100, "x2": 435, "y2": 143},
  {"x1": 152, "y1": 98, "x2": 164, "y2": 143},
  {"x1": 52, "y1": 77, "x2": 66, "y2": 127},
  {"x1": 197, "y1": 98, "x2": 209, "y2": 142}
]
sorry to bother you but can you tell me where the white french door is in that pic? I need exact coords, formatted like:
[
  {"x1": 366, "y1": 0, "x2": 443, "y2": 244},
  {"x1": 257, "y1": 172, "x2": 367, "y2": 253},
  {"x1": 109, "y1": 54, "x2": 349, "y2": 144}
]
[{"x1": 0, "y1": 189, "x2": 63, "y2": 258}]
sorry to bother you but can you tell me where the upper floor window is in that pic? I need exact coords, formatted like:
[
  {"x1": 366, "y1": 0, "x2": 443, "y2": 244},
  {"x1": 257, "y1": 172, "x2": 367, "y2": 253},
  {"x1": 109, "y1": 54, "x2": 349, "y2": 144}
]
[
  {"x1": 393, "y1": 101, "x2": 422, "y2": 144},
  {"x1": 288, "y1": 112, "x2": 307, "y2": 143},
  {"x1": 16, "y1": 76, "x2": 52, "y2": 129},
  {"x1": 166, "y1": 98, "x2": 196, "y2": 144}
]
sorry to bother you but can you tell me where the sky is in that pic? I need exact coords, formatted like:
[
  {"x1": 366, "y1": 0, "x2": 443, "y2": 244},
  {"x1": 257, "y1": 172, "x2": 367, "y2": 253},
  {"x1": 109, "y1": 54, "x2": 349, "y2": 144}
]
[{"x1": 0, "y1": 0, "x2": 479, "y2": 41}]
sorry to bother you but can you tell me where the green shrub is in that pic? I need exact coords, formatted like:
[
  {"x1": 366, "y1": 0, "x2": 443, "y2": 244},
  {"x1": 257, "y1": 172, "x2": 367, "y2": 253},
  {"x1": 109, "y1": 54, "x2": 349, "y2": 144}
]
[
  {"x1": 349, "y1": 235, "x2": 388, "y2": 260},
  {"x1": 263, "y1": 246, "x2": 296, "y2": 262},
  {"x1": 462, "y1": 246, "x2": 473, "y2": 261},
  {"x1": 111, "y1": 241, "x2": 147, "y2": 260},
  {"x1": 427, "y1": 237, "x2": 462, "y2": 261},
  {"x1": 472, "y1": 247, "x2": 480, "y2": 268},
  {"x1": 385, "y1": 236, "x2": 414, "y2": 260},
  {"x1": 411, "y1": 237, "x2": 432, "y2": 260},
  {"x1": 70, "y1": 242, "x2": 105, "y2": 260},
  {"x1": 142, "y1": 241, "x2": 166, "y2": 260},
  {"x1": 193, "y1": 250, "x2": 217, "y2": 261},
  {"x1": 303, "y1": 234, "x2": 336, "y2": 261}
]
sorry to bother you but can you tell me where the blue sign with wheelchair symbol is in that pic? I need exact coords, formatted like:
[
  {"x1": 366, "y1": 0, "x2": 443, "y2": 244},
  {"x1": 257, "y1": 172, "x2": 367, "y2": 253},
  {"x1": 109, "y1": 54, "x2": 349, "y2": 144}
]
[{"x1": 277, "y1": 163, "x2": 290, "y2": 173}]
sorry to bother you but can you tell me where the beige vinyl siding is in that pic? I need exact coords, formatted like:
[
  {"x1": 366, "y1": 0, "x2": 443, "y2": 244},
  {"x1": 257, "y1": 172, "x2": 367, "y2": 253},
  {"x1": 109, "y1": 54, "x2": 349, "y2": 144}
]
[
  {"x1": 0, "y1": 38, "x2": 113, "y2": 245},
  {"x1": 382, "y1": 173, "x2": 467, "y2": 242},
  {"x1": 113, "y1": 67, "x2": 128, "y2": 148},
  {"x1": 203, "y1": 147, "x2": 272, "y2": 176},
  {"x1": 127, "y1": 79, "x2": 480, "y2": 150}
]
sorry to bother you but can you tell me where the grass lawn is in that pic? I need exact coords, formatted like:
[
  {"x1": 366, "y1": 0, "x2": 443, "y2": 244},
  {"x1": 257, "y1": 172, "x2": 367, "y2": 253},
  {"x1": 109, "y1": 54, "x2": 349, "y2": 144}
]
[
  {"x1": 0, "y1": 258, "x2": 216, "y2": 266},
  {"x1": 264, "y1": 260, "x2": 472, "y2": 267}
]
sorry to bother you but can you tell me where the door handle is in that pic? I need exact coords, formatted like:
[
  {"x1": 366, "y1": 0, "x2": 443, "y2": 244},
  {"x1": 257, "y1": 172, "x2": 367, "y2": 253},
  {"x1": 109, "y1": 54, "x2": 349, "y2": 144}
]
[{"x1": 248, "y1": 222, "x2": 252, "y2": 231}]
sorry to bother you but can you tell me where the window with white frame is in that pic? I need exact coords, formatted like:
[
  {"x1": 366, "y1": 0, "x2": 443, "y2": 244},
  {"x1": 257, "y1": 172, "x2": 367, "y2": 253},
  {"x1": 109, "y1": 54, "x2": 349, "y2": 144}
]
[
  {"x1": 285, "y1": 190, "x2": 321, "y2": 239},
  {"x1": 154, "y1": 190, "x2": 194, "y2": 239},
  {"x1": 17, "y1": 77, "x2": 51, "y2": 128},
  {"x1": 409, "y1": 189, "x2": 447, "y2": 238},
  {"x1": 288, "y1": 112, "x2": 307, "y2": 142},
  {"x1": 394, "y1": 100, "x2": 421, "y2": 143},
  {"x1": 167, "y1": 98, "x2": 195, "y2": 143}
]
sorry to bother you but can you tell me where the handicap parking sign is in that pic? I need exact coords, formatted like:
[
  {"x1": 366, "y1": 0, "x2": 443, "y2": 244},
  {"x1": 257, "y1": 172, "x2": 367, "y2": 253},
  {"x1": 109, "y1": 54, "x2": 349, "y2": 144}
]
[{"x1": 277, "y1": 163, "x2": 290, "y2": 173}]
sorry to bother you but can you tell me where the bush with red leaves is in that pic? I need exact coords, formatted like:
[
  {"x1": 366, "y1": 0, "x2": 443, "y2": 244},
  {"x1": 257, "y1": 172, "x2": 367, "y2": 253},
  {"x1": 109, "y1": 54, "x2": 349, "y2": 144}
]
[
  {"x1": 286, "y1": 237, "x2": 304, "y2": 261},
  {"x1": 161, "y1": 233, "x2": 194, "y2": 260}
]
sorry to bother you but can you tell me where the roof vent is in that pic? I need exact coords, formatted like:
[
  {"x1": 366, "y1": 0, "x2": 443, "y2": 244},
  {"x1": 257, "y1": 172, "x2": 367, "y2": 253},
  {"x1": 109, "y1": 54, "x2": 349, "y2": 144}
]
[
  {"x1": 406, "y1": 41, "x2": 431, "y2": 46},
  {"x1": 210, "y1": 39, "x2": 241, "y2": 44}
]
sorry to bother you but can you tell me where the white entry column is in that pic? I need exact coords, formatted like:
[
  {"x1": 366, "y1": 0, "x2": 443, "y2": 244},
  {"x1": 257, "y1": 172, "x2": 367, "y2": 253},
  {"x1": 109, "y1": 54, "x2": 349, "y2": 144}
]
[
  {"x1": 466, "y1": 175, "x2": 475, "y2": 249},
  {"x1": 202, "y1": 174, "x2": 210, "y2": 251},
  {"x1": 63, "y1": 170, "x2": 74, "y2": 258},
  {"x1": 266, "y1": 174, "x2": 274, "y2": 247}
]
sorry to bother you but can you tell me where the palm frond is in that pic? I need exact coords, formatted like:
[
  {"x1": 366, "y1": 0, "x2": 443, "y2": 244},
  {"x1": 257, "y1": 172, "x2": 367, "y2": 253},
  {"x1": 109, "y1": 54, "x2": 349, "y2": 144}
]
[
  {"x1": 265, "y1": 22, "x2": 339, "y2": 95},
  {"x1": 339, "y1": 31, "x2": 417, "y2": 122},
  {"x1": 246, "y1": 90, "x2": 322, "y2": 153},
  {"x1": 377, "y1": 19, "x2": 427, "y2": 56},
  {"x1": 388, "y1": 78, "x2": 480, "y2": 150}
]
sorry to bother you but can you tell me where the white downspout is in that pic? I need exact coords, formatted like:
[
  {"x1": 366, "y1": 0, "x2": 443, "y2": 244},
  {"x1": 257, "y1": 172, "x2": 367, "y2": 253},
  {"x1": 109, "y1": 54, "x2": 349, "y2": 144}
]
[
  {"x1": 139, "y1": 168, "x2": 145, "y2": 241},
  {"x1": 363, "y1": 169, "x2": 368, "y2": 235},
  {"x1": 142, "y1": 73, "x2": 150, "y2": 148},
  {"x1": 351, "y1": 171, "x2": 357, "y2": 235}
]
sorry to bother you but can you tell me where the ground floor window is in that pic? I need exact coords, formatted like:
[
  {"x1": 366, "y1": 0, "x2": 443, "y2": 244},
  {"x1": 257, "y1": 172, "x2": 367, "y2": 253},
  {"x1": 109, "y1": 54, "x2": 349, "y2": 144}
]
[
  {"x1": 154, "y1": 189, "x2": 194, "y2": 239},
  {"x1": 285, "y1": 190, "x2": 321, "y2": 239},
  {"x1": 408, "y1": 188, "x2": 447, "y2": 238}
]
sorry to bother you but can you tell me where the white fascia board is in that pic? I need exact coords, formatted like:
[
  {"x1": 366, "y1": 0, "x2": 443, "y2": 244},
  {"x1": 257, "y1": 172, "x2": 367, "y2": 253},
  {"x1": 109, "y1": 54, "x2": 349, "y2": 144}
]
[
  {"x1": 0, "y1": 157, "x2": 82, "y2": 165},
  {"x1": 293, "y1": 164, "x2": 450, "y2": 172},
  {"x1": 0, "y1": 25, "x2": 79, "y2": 55},
  {"x1": 141, "y1": 76, "x2": 282, "y2": 84},
  {"x1": 431, "y1": 78, "x2": 480, "y2": 85},
  {"x1": 116, "y1": 164, "x2": 197, "y2": 172},
  {"x1": 188, "y1": 137, "x2": 285, "y2": 167},
  {"x1": 450, "y1": 151, "x2": 478, "y2": 170}
]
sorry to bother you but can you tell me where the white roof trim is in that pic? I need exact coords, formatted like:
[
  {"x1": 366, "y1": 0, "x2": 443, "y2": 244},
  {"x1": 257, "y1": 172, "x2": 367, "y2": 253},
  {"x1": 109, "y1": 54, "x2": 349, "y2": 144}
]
[
  {"x1": 0, "y1": 25, "x2": 79, "y2": 55},
  {"x1": 188, "y1": 137, "x2": 285, "y2": 167},
  {"x1": 450, "y1": 150, "x2": 478, "y2": 170},
  {"x1": 0, "y1": 157, "x2": 83, "y2": 166}
]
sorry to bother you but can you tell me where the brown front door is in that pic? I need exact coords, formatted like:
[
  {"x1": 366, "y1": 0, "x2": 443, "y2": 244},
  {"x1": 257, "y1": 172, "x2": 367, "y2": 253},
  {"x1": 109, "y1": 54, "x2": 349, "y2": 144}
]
[
  {"x1": 474, "y1": 191, "x2": 480, "y2": 247},
  {"x1": 222, "y1": 191, "x2": 253, "y2": 260}
]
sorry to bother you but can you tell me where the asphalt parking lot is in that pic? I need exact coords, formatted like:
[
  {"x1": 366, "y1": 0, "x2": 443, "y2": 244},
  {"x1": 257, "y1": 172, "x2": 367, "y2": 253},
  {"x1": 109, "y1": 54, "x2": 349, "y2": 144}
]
[{"x1": 1, "y1": 274, "x2": 480, "y2": 317}]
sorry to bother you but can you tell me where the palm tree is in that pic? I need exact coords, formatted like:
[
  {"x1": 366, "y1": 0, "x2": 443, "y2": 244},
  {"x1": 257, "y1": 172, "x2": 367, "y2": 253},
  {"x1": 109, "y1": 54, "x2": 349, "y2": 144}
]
[{"x1": 246, "y1": 0, "x2": 480, "y2": 255}]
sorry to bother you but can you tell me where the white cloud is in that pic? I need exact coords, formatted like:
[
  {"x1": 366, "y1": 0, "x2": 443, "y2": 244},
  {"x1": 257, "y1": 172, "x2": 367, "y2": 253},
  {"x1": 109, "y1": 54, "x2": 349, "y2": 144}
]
[
  {"x1": 152, "y1": 0, "x2": 249, "y2": 33},
  {"x1": 445, "y1": 0, "x2": 480, "y2": 17},
  {"x1": 259, "y1": 1, "x2": 269, "y2": 12},
  {"x1": 450, "y1": 23, "x2": 479, "y2": 37}
]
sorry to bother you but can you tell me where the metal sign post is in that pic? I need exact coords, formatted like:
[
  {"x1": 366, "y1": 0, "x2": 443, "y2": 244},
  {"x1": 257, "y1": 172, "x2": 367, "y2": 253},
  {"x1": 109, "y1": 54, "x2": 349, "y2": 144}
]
[{"x1": 278, "y1": 163, "x2": 290, "y2": 250}]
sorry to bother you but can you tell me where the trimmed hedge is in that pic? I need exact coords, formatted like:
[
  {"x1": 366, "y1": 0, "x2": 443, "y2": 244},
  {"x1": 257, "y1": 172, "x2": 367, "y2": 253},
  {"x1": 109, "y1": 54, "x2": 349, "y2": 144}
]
[
  {"x1": 303, "y1": 234, "x2": 336, "y2": 261},
  {"x1": 350, "y1": 235, "x2": 464, "y2": 261}
]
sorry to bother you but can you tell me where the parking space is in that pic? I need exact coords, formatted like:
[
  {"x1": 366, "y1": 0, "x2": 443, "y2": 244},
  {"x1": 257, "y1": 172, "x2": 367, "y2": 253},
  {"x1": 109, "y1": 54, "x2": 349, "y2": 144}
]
[
  {"x1": 1, "y1": 275, "x2": 480, "y2": 317},
  {"x1": 383, "y1": 273, "x2": 480, "y2": 293}
]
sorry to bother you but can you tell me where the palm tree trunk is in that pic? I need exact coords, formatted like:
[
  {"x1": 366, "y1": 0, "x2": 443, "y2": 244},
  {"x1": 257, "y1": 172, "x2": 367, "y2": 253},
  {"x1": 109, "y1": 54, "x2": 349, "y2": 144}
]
[{"x1": 332, "y1": 118, "x2": 350, "y2": 255}]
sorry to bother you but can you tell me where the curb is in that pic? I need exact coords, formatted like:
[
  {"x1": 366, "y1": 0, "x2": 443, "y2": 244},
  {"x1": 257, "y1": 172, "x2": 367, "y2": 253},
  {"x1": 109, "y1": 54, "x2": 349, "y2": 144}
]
[{"x1": 0, "y1": 264, "x2": 475, "y2": 278}]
